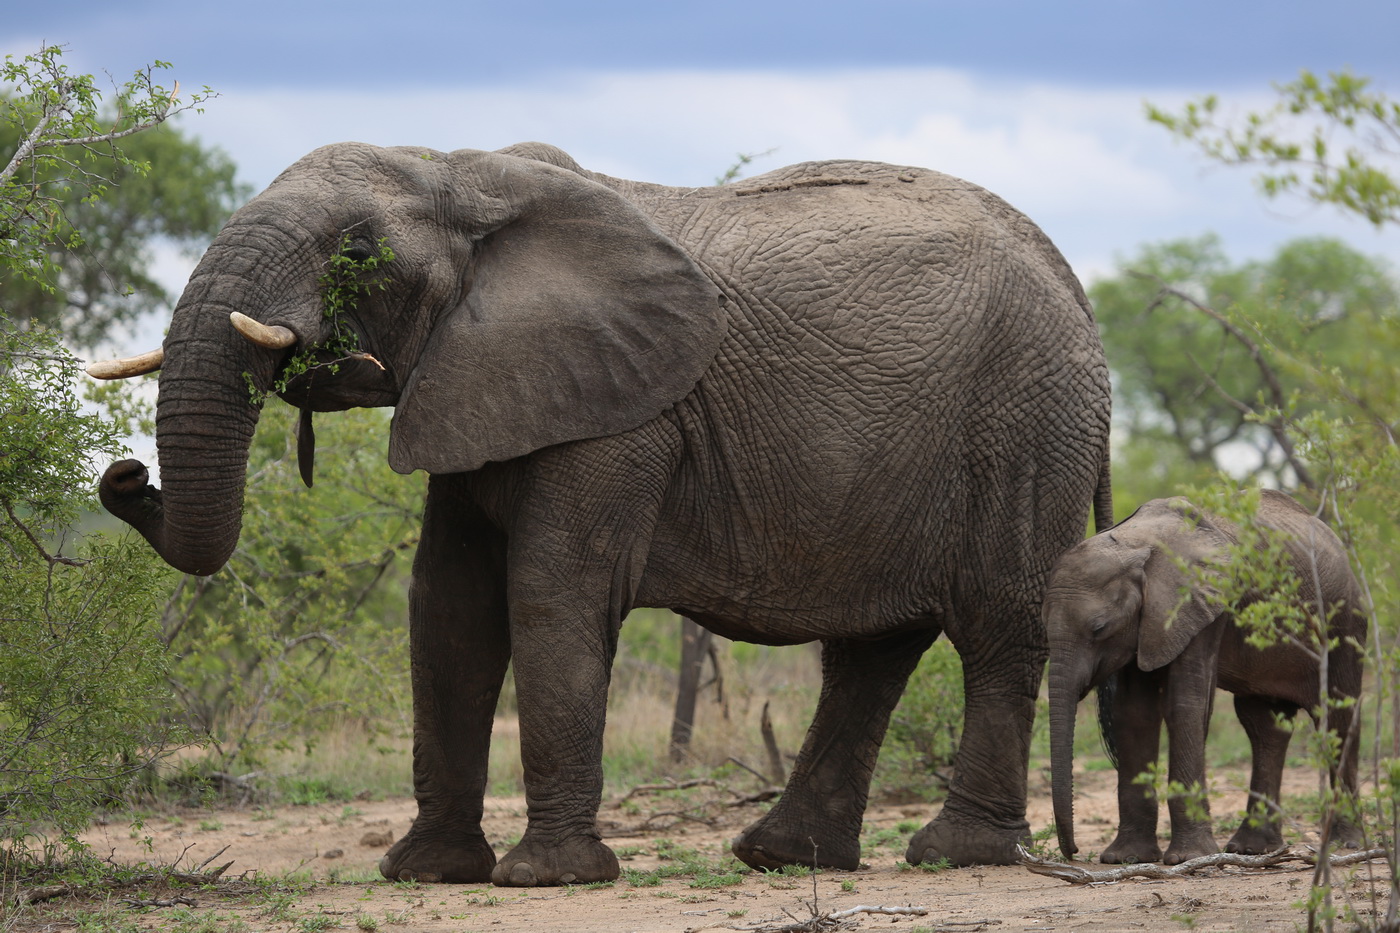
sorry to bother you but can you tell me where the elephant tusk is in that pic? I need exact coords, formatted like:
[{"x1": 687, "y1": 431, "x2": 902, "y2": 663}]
[
  {"x1": 230, "y1": 311, "x2": 297, "y2": 349},
  {"x1": 86, "y1": 348, "x2": 164, "y2": 379}
]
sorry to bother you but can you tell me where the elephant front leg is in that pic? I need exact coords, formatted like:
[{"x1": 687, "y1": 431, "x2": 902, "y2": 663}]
[
  {"x1": 1100, "y1": 669, "x2": 1165, "y2": 864},
  {"x1": 905, "y1": 635, "x2": 1043, "y2": 867},
  {"x1": 1161, "y1": 635, "x2": 1221, "y2": 865},
  {"x1": 490, "y1": 583, "x2": 621, "y2": 886},
  {"x1": 732, "y1": 630, "x2": 937, "y2": 872},
  {"x1": 380, "y1": 480, "x2": 509, "y2": 883}
]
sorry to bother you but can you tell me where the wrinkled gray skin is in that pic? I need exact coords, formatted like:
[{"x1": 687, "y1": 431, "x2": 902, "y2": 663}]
[
  {"x1": 100, "y1": 141, "x2": 1112, "y2": 886},
  {"x1": 1046, "y1": 491, "x2": 1365, "y2": 865}
]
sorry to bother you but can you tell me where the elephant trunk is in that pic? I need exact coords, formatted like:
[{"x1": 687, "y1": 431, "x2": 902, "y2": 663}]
[
  {"x1": 100, "y1": 266, "x2": 290, "y2": 576},
  {"x1": 1049, "y1": 654, "x2": 1084, "y2": 860}
]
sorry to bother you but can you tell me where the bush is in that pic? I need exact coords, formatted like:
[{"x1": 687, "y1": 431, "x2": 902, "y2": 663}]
[
  {"x1": 872, "y1": 639, "x2": 963, "y2": 802},
  {"x1": 0, "y1": 324, "x2": 185, "y2": 841}
]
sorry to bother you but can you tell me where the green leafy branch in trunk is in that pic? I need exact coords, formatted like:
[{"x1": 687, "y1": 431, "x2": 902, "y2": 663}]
[{"x1": 245, "y1": 234, "x2": 394, "y2": 404}]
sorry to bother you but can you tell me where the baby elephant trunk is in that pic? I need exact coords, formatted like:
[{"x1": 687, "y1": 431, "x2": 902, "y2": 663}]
[{"x1": 1049, "y1": 661, "x2": 1082, "y2": 859}]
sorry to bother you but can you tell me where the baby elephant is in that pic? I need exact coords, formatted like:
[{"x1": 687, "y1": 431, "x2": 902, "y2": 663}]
[{"x1": 1046, "y1": 490, "x2": 1365, "y2": 864}]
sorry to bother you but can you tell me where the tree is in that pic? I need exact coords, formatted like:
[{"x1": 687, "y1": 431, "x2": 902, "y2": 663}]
[
  {"x1": 1143, "y1": 73, "x2": 1400, "y2": 932},
  {"x1": 0, "y1": 324, "x2": 181, "y2": 840},
  {"x1": 1091, "y1": 234, "x2": 1398, "y2": 511},
  {"x1": 0, "y1": 45, "x2": 216, "y2": 847},
  {"x1": 2, "y1": 45, "x2": 239, "y2": 348},
  {"x1": 1149, "y1": 69, "x2": 1400, "y2": 228},
  {"x1": 160, "y1": 404, "x2": 423, "y2": 773}
]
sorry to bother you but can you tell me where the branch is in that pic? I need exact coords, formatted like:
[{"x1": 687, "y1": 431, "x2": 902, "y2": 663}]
[
  {"x1": 1133, "y1": 272, "x2": 1317, "y2": 489},
  {"x1": 719, "y1": 904, "x2": 939, "y2": 932},
  {"x1": 2, "y1": 499, "x2": 89, "y2": 567},
  {"x1": 1019, "y1": 845, "x2": 1387, "y2": 884},
  {"x1": 0, "y1": 81, "x2": 74, "y2": 189}
]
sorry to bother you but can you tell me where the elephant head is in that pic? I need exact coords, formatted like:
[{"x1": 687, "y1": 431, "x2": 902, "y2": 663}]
[
  {"x1": 1044, "y1": 497, "x2": 1231, "y2": 859},
  {"x1": 94, "y1": 142, "x2": 726, "y2": 575}
]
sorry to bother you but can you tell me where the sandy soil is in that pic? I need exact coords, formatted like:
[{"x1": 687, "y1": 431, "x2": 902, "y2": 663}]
[{"x1": 67, "y1": 765, "x2": 1389, "y2": 933}]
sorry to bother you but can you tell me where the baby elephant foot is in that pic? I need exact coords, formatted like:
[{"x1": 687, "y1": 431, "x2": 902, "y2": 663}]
[
  {"x1": 378, "y1": 828, "x2": 496, "y2": 883},
  {"x1": 1328, "y1": 814, "x2": 1365, "y2": 849},
  {"x1": 905, "y1": 813, "x2": 1028, "y2": 867},
  {"x1": 1099, "y1": 832, "x2": 1163, "y2": 865},
  {"x1": 731, "y1": 810, "x2": 860, "y2": 872},
  {"x1": 490, "y1": 832, "x2": 619, "y2": 886}
]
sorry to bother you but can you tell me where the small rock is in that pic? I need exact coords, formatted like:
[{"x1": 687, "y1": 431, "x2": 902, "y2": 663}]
[
  {"x1": 360, "y1": 830, "x2": 394, "y2": 847},
  {"x1": 322, "y1": 848, "x2": 344, "y2": 859}
]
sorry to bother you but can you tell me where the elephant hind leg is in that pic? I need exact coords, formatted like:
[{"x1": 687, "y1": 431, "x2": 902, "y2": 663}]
[
  {"x1": 906, "y1": 617, "x2": 1047, "y2": 868},
  {"x1": 732, "y1": 627, "x2": 939, "y2": 872},
  {"x1": 1226, "y1": 694, "x2": 1295, "y2": 855}
]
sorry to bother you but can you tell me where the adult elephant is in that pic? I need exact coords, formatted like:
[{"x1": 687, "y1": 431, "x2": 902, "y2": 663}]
[{"x1": 93, "y1": 141, "x2": 1112, "y2": 886}]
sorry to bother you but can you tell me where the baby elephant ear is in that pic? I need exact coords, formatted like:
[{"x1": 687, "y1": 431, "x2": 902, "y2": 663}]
[
  {"x1": 389, "y1": 154, "x2": 726, "y2": 474},
  {"x1": 1134, "y1": 499, "x2": 1233, "y2": 671}
]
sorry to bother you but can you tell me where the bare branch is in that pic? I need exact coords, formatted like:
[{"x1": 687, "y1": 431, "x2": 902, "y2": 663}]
[
  {"x1": 1132, "y1": 271, "x2": 1317, "y2": 489},
  {"x1": 1019, "y1": 845, "x2": 1387, "y2": 884}
]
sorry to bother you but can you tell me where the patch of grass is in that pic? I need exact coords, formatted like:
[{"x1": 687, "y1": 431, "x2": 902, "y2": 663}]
[
  {"x1": 262, "y1": 891, "x2": 300, "y2": 921},
  {"x1": 620, "y1": 839, "x2": 750, "y2": 888},
  {"x1": 860, "y1": 826, "x2": 905, "y2": 856},
  {"x1": 297, "y1": 909, "x2": 343, "y2": 931},
  {"x1": 282, "y1": 777, "x2": 351, "y2": 806}
]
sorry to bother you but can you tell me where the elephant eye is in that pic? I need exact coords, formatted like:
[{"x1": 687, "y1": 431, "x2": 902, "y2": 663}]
[{"x1": 342, "y1": 240, "x2": 375, "y2": 262}]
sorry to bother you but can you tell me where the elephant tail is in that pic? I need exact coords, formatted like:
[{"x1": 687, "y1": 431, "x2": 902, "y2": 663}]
[
  {"x1": 1092, "y1": 445, "x2": 1114, "y2": 534},
  {"x1": 1095, "y1": 675, "x2": 1120, "y2": 770}
]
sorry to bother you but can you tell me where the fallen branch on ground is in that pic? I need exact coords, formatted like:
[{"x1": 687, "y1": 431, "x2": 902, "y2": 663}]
[
  {"x1": 1019, "y1": 845, "x2": 1388, "y2": 884},
  {"x1": 618, "y1": 777, "x2": 725, "y2": 803},
  {"x1": 716, "y1": 904, "x2": 939, "y2": 932},
  {"x1": 14, "y1": 847, "x2": 235, "y2": 906}
]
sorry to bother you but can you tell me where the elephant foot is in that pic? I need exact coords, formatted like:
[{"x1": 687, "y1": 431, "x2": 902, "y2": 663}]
[
  {"x1": 490, "y1": 831, "x2": 619, "y2": 886},
  {"x1": 904, "y1": 811, "x2": 1029, "y2": 867},
  {"x1": 730, "y1": 809, "x2": 861, "y2": 872},
  {"x1": 1225, "y1": 817, "x2": 1284, "y2": 855},
  {"x1": 1164, "y1": 831, "x2": 1219, "y2": 865},
  {"x1": 1327, "y1": 814, "x2": 1364, "y2": 850},
  {"x1": 1099, "y1": 832, "x2": 1162, "y2": 865},
  {"x1": 378, "y1": 827, "x2": 496, "y2": 883}
]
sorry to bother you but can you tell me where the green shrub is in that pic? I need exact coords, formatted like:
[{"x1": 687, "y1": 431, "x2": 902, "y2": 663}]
[
  {"x1": 871, "y1": 639, "x2": 963, "y2": 801},
  {"x1": 0, "y1": 325, "x2": 186, "y2": 843}
]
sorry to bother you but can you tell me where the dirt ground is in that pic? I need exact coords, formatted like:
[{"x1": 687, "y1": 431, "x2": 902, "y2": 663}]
[{"x1": 67, "y1": 765, "x2": 1390, "y2": 932}]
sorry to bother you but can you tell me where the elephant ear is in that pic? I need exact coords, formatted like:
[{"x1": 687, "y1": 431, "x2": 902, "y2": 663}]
[
  {"x1": 388, "y1": 152, "x2": 727, "y2": 474},
  {"x1": 1130, "y1": 498, "x2": 1233, "y2": 672}
]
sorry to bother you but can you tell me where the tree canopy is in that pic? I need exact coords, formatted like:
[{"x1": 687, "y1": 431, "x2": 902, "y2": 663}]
[{"x1": 1, "y1": 45, "x2": 246, "y2": 350}]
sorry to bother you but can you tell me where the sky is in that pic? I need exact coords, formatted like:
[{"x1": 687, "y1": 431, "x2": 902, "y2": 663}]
[{"x1": 9, "y1": 0, "x2": 1400, "y2": 364}]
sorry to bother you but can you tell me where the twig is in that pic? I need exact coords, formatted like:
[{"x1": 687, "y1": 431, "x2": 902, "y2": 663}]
[
  {"x1": 122, "y1": 895, "x2": 198, "y2": 910},
  {"x1": 723, "y1": 904, "x2": 935, "y2": 932},
  {"x1": 1018, "y1": 845, "x2": 1387, "y2": 884},
  {"x1": 761, "y1": 701, "x2": 785, "y2": 785},
  {"x1": 619, "y1": 777, "x2": 723, "y2": 803},
  {"x1": 726, "y1": 757, "x2": 775, "y2": 785}
]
